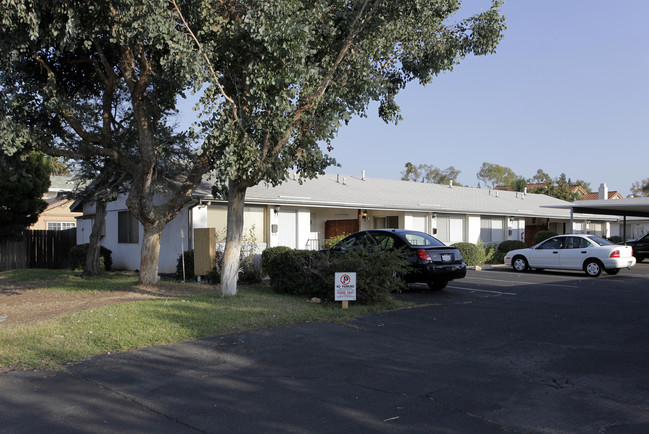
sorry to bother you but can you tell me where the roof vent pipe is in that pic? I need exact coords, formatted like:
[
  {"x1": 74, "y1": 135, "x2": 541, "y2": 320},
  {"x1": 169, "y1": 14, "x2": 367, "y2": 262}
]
[
  {"x1": 524, "y1": 187, "x2": 527, "y2": 195},
  {"x1": 449, "y1": 180, "x2": 453, "y2": 188},
  {"x1": 361, "y1": 170, "x2": 366, "y2": 180},
  {"x1": 337, "y1": 174, "x2": 340, "y2": 183},
  {"x1": 343, "y1": 177, "x2": 347, "y2": 185}
]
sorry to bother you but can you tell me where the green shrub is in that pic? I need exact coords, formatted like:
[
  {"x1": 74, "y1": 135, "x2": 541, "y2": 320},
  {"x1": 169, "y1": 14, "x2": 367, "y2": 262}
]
[
  {"x1": 239, "y1": 252, "x2": 263, "y2": 284},
  {"x1": 268, "y1": 249, "x2": 407, "y2": 304},
  {"x1": 325, "y1": 233, "x2": 348, "y2": 249},
  {"x1": 534, "y1": 230, "x2": 558, "y2": 245},
  {"x1": 451, "y1": 242, "x2": 484, "y2": 266},
  {"x1": 261, "y1": 246, "x2": 293, "y2": 276},
  {"x1": 69, "y1": 244, "x2": 113, "y2": 271},
  {"x1": 478, "y1": 241, "x2": 496, "y2": 264},
  {"x1": 607, "y1": 235, "x2": 623, "y2": 244},
  {"x1": 205, "y1": 267, "x2": 220, "y2": 284},
  {"x1": 203, "y1": 251, "x2": 223, "y2": 284},
  {"x1": 491, "y1": 240, "x2": 528, "y2": 264},
  {"x1": 176, "y1": 250, "x2": 195, "y2": 280}
]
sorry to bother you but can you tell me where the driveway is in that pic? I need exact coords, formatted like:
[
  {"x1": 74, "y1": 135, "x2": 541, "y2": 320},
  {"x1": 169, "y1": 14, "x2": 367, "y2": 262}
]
[{"x1": 1, "y1": 263, "x2": 649, "y2": 433}]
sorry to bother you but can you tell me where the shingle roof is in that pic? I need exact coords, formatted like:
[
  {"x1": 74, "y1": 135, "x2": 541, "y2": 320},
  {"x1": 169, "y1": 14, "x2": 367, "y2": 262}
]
[{"x1": 194, "y1": 173, "x2": 601, "y2": 219}]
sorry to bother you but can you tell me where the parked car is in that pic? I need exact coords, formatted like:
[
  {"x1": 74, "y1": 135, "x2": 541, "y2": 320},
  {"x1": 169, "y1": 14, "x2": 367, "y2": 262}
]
[
  {"x1": 327, "y1": 229, "x2": 466, "y2": 290},
  {"x1": 504, "y1": 234, "x2": 636, "y2": 277},
  {"x1": 622, "y1": 232, "x2": 649, "y2": 262}
]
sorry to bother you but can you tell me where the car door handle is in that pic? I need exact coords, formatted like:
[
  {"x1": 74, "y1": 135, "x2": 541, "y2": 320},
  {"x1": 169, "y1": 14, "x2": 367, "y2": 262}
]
[
  {"x1": 581, "y1": 251, "x2": 587, "y2": 254},
  {"x1": 553, "y1": 251, "x2": 559, "y2": 254}
]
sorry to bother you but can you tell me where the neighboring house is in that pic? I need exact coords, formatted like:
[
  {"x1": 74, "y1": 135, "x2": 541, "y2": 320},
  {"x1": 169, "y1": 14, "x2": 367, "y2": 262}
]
[
  {"x1": 74, "y1": 173, "x2": 617, "y2": 274},
  {"x1": 580, "y1": 184, "x2": 624, "y2": 201},
  {"x1": 30, "y1": 176, "x2": 82, "y2": 231}
]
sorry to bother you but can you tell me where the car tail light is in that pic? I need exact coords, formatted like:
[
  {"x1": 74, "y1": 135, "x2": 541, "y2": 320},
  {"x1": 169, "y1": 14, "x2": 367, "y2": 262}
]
[
  {"x1": 416, "y1": 249, "x2": 431, "y2": 261},
  {"x1": 610, "y1": 250, "x2": 620, "y2": 258}
]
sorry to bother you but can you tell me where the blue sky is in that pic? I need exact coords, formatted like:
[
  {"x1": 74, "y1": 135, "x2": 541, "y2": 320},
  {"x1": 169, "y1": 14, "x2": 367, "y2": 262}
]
[{"x1": 325, "y1": 0, "x2": 649, "y2": 196}]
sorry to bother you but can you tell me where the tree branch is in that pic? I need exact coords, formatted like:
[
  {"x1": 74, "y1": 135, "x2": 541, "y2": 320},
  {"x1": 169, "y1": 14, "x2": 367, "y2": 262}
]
[{"x1": 271, "y1": 0, "x2": 382, "y2": 156}]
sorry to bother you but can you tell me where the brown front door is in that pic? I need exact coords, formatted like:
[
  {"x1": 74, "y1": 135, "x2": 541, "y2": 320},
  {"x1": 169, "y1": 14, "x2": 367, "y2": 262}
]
[{"x1": 325, "y1": 219, "x2": 359, "y2": 240}]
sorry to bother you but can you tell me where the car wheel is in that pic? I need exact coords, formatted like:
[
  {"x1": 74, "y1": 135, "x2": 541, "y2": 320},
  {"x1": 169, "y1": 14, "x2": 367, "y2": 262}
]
[
  {"x1": 512, "y1": 256, "x2": 529, "y2": 272},
  {"x1": 584, "y1": 259, "x2": 603, "y2": 277},
  {"x1": 604, "y1": 268, "x2": 620, "y2": 275},
  {"x1": 427, "y1": 281, "x2": 448, "y2": 290}
]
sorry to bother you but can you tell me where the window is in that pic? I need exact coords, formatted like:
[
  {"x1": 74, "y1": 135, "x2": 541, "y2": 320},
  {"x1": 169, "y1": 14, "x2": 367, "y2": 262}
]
[
  {"x1": 47, "y1": 222, "x2": 76, "y2": 231},
  {"x1": 539, "y1": 238, "x2": 564, "y2": 249},
  {"x1": 436, "y1": 214, "x2": 465, "y2": 244},
  {"x1": 565, "y1": 237, "x2": 590, "y2": 249},
  {"x1": 479, "y1": 217, "x2": 504, "y2": 244},
  {"x1": 373, "y1": 216, "x2": 399, "y2": 229},
  {"x1": 118, "y1": 211, "x2": 139, "y2": 244}
]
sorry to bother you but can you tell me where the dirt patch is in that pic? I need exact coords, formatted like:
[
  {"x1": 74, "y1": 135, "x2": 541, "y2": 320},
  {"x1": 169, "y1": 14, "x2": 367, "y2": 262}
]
[{"x1": 0, "y1": 278, "x2": 216, "y2": 327}]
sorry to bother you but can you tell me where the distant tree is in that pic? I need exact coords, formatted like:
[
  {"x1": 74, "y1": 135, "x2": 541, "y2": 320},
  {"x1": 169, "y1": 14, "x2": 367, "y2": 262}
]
[
  {"x1": 530, "y1": 169, "x2": 552, "y2": 185},
  {"x1": 401, "y1": 163, "x2": 462, "y2": 185},
  {"x1": 509, "y1": 177, "x2": 528, "y2": 192},
  {"x1": 45, "y1": 157, "x2": 71, "y2": 176},
  {"x1": 535, "y1": 173, "x2": 582, "y2": 202},
  {"x1": 477, "y1": 162, "x2": 518, "y2": 188},
  {"x1": 631, "y1": 178, "x2": 649, "y2": 197},
  {"x1": 0, "y1": 150, "x2": 51, "y2": 239}
]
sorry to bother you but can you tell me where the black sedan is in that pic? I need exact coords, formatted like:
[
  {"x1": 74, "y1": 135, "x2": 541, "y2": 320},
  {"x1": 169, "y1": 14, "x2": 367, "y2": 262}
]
[
  {"x1": 624, "y1": 232, "x2": 649, "y2": 262},
  {"x1": 329, "y1": 229, "x2": 466, "y2": 290}
]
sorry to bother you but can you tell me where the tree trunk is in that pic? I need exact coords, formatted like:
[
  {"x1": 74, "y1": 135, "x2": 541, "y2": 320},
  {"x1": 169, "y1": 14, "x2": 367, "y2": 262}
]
[
  {"x1": 220, "y1": 180, "x2": 248, "y2": 297},
  {"x1": 139, "y1": 222, "x2": 164, "y2": 285},
  {"x1": 83, "y1": 199, "x2": 107, "y2": 276}
]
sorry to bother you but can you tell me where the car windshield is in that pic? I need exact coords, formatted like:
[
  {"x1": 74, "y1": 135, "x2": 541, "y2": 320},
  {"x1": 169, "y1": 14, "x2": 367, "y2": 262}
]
[
  {"x1": 403, "y1": 232, "x2": 446, "y2": 247},
  {"x1": 586, "y1": 235, "x2": 613, "y2": 246}
]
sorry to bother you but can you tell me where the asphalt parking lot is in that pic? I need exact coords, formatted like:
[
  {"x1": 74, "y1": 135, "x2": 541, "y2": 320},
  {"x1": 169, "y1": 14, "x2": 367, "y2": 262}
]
[{"x1": 1, "y1": 262, "x2": 649, "y2": 433}]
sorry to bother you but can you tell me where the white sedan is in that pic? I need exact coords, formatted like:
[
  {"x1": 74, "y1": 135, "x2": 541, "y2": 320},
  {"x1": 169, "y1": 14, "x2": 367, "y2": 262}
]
[{"x1": 504, "y1": 234, "x2": 636, "y2": 277}]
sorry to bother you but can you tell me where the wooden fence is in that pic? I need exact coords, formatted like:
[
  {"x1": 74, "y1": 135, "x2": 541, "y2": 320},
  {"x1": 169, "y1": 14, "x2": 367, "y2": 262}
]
[{"x1": 0, "y1": 229, "x2": 77, "y2": 272}]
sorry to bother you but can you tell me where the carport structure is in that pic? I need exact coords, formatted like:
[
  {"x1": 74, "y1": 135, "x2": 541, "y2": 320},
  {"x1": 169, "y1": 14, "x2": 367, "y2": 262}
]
[{"x1": 544, "y1": 197, "x2": 649, "y2": 241}]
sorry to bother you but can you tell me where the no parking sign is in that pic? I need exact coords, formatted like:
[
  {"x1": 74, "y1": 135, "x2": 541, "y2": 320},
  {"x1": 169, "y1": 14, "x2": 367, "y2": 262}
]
[{"x1": 335, "y1": 272, "x2": 356, "y2": 302}]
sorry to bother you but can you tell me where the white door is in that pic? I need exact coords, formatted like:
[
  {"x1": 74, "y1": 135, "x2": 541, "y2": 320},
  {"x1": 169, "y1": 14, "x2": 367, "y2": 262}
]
[
  {"x1": 278, "y1": 210, "x2": 297, "y2": 248},
  {"x1": 528, "y1": 237, "x2": 563, "y2": 268},
  {"x1": 559, "y1": 236, "x2": 591, "y2": 269}
]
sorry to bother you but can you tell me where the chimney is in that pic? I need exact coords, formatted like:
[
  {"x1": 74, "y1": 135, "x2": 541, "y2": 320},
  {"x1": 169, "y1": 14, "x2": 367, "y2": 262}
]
[
  {"x1": 361, "y1": 170, "x2": 366, "y2": 181},
  {"x1": 598, "y1": 183, "x2": 608, "y2": 200}
]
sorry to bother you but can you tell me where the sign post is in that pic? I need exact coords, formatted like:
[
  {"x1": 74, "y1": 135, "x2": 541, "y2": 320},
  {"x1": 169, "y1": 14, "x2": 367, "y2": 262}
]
[{"x1": 335, "y1": 272, "x2": 356, "y2": 309}]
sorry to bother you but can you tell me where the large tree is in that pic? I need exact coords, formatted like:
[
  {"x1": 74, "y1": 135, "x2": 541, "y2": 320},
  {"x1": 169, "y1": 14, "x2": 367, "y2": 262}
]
[
  {"x1": 476, "y1": 162, "x2": 518, "y2": 189},
  {"x1": 1, "y1": 1, "x2": 208, "y2": 284},
  {"x1": 401, "y1": 162, "x2": 462, "y2": 185},
  {"x1": 185, "y1": 0, "x2": 506, "y2": 295},
  {"x1": 0, "y1": 150, "x2": 50, "y2": 239}
]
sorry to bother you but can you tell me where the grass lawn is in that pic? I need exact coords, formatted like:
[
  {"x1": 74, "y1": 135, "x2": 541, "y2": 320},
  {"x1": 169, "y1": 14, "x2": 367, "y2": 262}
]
[{"x1": 0, "y1": 269, "x2": 411, "y2": 371}]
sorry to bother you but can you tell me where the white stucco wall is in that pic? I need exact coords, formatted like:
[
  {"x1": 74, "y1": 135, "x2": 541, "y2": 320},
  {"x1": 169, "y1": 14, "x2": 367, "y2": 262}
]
[{"x1": 76, "y1": 194, "x2": 190, "y2": 274}]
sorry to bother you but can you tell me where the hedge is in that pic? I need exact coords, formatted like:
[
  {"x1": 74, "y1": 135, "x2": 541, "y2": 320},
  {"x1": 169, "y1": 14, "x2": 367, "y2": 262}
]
[
  {"x1": 268, "y1": 249, "x2": 407, "y2": 304},
  {"x1": 451, "y1": 242, "x2": 484, "y2": 266},
  {"x1": 534, "y1": 230, "x2": 558, "y2": 245},
  {"x1": 492, "y1": 240, "x2": 528, "y2": 264}
]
